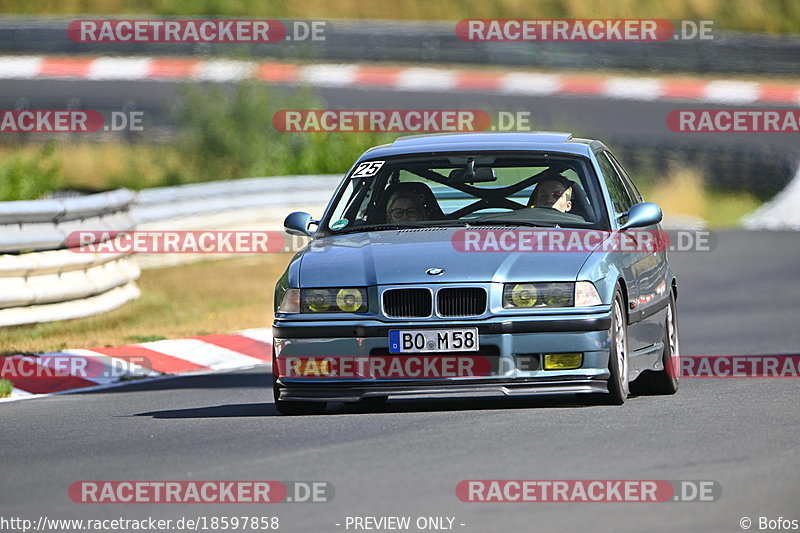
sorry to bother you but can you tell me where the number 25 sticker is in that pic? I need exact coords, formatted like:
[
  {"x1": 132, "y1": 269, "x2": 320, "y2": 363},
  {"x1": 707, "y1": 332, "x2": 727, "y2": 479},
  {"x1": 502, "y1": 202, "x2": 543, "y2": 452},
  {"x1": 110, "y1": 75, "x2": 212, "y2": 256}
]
[{"x1": 352, "y1": 161, "x2": 385, "y2": 178}]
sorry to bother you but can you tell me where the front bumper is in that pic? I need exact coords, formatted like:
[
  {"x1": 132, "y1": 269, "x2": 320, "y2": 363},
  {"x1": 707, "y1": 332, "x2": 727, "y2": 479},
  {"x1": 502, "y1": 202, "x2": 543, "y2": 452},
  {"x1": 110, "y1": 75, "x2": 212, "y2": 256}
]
[
  {"x1": 276, "y1": 378, "x2": 608, "y2": 402},
  {"x1": 273, "y1": 312, "x2": 613, "y2": 402}
]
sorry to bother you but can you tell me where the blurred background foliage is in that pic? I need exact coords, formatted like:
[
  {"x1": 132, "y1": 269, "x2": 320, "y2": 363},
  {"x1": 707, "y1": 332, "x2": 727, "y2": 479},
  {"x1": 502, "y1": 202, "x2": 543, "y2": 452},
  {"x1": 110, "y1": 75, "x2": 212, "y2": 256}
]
[
  {"x1": 0, "y1": 0, "x2": 797, "y2": 34},
  {"x1": 168, "y1": 82, "x2": 394, "y2": 184},
  {"x1": 0, "y1": 142, "x2": 61, "y2": 201}
]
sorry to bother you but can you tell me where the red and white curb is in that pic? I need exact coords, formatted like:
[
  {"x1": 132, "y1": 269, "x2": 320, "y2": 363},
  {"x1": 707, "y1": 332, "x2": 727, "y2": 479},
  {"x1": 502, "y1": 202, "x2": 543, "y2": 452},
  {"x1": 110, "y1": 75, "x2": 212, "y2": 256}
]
[
  {"x1": 0, "y1": 328, "x2": 272, "y2": 402},
  {"x1": 1, "y1": 55, "x2": 798, "y2": 105}
]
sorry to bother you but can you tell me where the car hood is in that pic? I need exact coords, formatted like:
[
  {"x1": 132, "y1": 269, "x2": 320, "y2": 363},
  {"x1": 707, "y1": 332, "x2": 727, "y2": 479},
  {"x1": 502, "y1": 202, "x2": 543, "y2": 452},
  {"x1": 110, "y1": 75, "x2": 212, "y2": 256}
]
[{"x1": 296, "y1": 227, "x2": 603, "y2": 287}]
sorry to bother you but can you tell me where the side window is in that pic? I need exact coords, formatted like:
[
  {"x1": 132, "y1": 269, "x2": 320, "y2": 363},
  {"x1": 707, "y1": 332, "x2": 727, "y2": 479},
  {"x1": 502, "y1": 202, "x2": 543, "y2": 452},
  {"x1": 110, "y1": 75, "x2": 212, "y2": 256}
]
[
  {"x1": 606, "y1": 152, "x2": 643, "y2": 203},
  {"x1": 596, "y1": 151, "x2": 634, "y2": 215}
]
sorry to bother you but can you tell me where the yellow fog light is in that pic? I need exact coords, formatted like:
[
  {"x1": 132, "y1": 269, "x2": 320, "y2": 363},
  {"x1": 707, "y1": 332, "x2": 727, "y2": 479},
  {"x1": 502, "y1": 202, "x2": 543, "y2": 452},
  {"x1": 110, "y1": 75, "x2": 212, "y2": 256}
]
[
  {"x1": 510, "y1": 284, "x2": 538, "y2": 307},
  {"x1": 543, "y1": 353, "x2": 583, "y2": 370},
  {"x1": 296, "y1": 359, "x2": 331, "y2": 376},
  {"x1": 337, "y1": 288, "x2": 364, "y2": 312}
]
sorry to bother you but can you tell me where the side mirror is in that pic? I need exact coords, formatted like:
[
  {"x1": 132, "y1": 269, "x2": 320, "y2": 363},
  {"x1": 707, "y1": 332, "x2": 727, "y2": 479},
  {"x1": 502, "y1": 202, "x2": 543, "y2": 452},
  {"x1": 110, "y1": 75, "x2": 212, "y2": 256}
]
[
  {"x1": 619, "y1": 202, "x2": 662, "y2": 230},
  {"x1": 284, "y1": 211, "x2": 318, "y2": 237}
]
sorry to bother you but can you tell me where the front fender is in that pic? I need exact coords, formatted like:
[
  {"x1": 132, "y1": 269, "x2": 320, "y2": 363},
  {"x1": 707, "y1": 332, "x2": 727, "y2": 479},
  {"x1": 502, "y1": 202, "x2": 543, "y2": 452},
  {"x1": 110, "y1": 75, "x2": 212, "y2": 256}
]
[{"x1": 576, "y1": 250, "x2": 625, "y2": 306}]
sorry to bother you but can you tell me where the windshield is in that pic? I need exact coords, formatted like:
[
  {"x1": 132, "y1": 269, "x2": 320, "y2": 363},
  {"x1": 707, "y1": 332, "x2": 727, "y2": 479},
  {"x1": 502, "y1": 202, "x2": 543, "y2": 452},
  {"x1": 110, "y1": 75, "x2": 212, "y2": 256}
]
[{"x1": 321, "y1": 152, "x2": 609, "y2": 235}]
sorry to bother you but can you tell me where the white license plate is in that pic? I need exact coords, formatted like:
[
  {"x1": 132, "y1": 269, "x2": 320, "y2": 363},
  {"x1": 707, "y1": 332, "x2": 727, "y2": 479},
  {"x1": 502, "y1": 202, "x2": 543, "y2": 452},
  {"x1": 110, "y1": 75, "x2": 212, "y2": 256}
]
[{"x1": 388, "y1": 328, "x2": 479, "y2": 353}]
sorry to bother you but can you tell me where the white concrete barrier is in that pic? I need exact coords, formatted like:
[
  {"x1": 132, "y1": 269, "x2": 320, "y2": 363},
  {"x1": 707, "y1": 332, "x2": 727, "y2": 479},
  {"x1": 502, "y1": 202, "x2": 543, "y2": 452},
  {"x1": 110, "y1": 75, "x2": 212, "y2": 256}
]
[{"x1": 0, "y1": 189, "x2": 140, "y2": 326}]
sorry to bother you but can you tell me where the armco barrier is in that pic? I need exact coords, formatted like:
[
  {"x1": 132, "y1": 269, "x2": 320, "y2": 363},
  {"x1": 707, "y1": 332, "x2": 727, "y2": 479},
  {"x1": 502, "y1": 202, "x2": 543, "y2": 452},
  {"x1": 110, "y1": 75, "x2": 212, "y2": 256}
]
[
  {"x1": 133, "y1": 175, "x2": 337, "y2": 226},
  {"x1": 130, "y1": 174, "x2": 339, "y2": 269},
  {"x1": 0, "y1": 188, "x2": 135, "y2": 253},
  {"x1": 0, "y1": 189, "x2": 140, "y2": 327}
]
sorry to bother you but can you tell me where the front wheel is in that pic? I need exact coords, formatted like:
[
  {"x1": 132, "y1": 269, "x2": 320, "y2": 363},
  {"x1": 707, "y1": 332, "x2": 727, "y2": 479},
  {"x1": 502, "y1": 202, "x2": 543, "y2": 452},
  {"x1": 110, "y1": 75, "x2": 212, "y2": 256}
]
[
  {"x1": 604, "y1": 288, "x2": 630, "y2": 405},
  {"x1": 631, "y1": 290, "x2": 680, "y2": 396}
]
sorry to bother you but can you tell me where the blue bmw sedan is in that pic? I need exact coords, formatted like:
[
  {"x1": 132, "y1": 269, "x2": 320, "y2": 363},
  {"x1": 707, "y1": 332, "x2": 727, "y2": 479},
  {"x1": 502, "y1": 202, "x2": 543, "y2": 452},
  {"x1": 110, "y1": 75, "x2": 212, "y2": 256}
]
[{"x1": 272, "y1": 132, "x2": 679, "y2": 414}]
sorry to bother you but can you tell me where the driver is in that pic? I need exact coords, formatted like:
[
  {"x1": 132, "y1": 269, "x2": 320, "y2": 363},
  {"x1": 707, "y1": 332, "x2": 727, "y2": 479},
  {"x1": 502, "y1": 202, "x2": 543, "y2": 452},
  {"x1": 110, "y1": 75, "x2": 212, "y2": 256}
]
[
  {"x1": 532, "y1": 175, "x2": 573, "y2": 213},
  {"x1": 386, "y1": 191, "x2": 427, "y2": 223}
]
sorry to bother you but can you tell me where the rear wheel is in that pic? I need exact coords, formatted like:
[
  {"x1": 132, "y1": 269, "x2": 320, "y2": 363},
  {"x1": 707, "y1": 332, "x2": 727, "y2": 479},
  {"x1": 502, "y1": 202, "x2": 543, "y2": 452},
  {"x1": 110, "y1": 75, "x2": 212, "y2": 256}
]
[
  {"x1": 604, "y1": 288, "x2": 630, "y2": 405},
  {"x1": 631, "y1": 290, "x2": 680, "y2": 396},
  {"x1": 272, "y1": 365, "x2": 327, "y2": 416}
]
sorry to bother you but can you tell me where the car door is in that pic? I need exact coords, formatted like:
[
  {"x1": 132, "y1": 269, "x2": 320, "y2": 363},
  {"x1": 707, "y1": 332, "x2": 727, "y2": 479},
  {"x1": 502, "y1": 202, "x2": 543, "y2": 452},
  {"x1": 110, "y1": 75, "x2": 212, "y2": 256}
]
[
  {"x1": 605, "y1": 150, "x2": 670, "y2": 351},
  {"x1": 595, "y1": 150, "x2": 651, "y2": 353}
]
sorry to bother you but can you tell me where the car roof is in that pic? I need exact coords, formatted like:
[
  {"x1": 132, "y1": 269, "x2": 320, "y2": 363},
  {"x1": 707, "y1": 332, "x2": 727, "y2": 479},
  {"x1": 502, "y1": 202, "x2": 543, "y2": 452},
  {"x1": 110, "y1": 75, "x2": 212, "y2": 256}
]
[{"x1": 358, "y1": 132, "x2": 606, "y2": 161}]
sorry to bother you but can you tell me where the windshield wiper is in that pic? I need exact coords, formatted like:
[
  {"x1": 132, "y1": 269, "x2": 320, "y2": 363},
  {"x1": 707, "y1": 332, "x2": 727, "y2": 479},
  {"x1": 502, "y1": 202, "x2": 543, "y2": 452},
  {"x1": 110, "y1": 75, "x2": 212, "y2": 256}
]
[
  {"x1": 464, "y1": 219, "x2": 557, "y2": 228},
  {"x1": 332, "y1": 220, "x2": 559, "y2": 235},
  {"x1": 402, "y1": 219, "x2": 554, "y2": 229},
  {"x1": 333, "y1": 223, "x2": 430, "y2": 234}
]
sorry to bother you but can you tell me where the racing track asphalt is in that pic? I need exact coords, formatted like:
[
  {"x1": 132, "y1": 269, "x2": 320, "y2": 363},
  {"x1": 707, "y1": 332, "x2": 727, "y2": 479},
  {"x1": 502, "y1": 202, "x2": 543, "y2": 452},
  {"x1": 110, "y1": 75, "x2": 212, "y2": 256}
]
[{"x1": 2, "y1": 230, "x2": 799, "y2": 532}]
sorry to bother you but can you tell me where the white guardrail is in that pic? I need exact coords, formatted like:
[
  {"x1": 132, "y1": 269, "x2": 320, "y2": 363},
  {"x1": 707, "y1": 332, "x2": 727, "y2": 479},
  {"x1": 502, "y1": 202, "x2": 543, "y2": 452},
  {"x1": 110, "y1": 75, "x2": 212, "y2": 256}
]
[
  {"x1": 0, "y1": 189, "x2": 139, "y2": 327},
  {"x1": 0, "y1": 175, "x2": 339, "y2": 327},
  {"x1": 132, "y1": 174, "x2": 338, "y2": 268}
]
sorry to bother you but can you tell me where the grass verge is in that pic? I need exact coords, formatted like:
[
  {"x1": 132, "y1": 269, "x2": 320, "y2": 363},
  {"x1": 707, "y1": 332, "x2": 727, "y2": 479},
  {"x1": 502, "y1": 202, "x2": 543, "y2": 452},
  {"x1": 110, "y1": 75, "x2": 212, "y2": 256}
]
[{"x1": 1, "y1": 254, "x2": 291, "y2": 354}]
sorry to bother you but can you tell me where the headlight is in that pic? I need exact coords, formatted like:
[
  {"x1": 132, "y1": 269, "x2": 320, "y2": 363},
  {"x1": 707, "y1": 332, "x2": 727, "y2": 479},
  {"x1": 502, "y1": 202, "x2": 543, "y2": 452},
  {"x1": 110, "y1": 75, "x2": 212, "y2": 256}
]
[
  {"x1": 542, "y1": 282, "x2": 572, "y2": 307},
  {"x1": 503, "y1": 282, "x2": 574, "y2": 308},
  {"x1": 301, "y1": 288, "x2": 368, "y2": 313},
  {"x1": 336, "y1": 288, "x2": 364, "y2": 312},
  {"x1": 575, "y1": 281, "x2": 603, "y2": 306},
  {"x1": 509, "y1": 283, "x2": 538, "y2": 307},
  {"x1": 306, "y1": 289, "x2": 331, "y2": 312}
]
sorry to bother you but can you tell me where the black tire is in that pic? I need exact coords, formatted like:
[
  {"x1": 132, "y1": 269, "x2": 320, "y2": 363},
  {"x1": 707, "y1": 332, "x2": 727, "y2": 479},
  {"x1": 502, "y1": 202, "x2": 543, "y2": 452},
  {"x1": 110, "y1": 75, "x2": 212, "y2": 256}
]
[
  {"x1": 272, "y1": 368, "x2": 327, "y2": 416},
  {"x1": 630, "y1": 290, "x2": 680, "y2": 396},
  {"x1": 603, "y1": 288, "x2": 630, "y2": 405}
]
